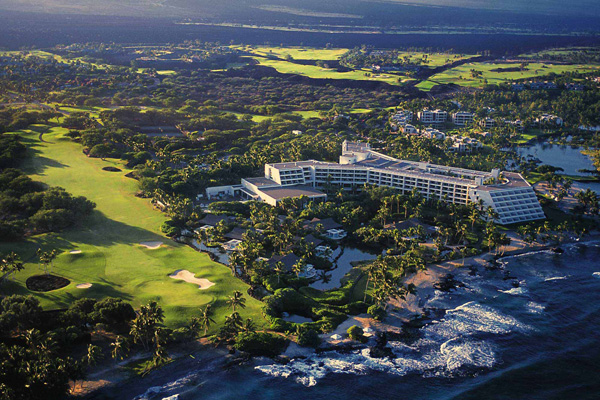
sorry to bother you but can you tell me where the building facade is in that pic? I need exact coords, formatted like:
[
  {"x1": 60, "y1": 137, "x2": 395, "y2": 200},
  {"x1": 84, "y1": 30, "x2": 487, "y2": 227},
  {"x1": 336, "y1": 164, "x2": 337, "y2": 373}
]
[{"x1": 208, "y1": 141, "x2": 545, "y2": 225}]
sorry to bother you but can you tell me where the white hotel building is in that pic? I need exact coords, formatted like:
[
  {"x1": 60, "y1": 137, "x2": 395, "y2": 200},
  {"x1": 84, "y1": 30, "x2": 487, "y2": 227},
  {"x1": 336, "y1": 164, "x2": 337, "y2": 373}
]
[{"x1": 206, "y1": 141, "x2": 545, "y2": 225}]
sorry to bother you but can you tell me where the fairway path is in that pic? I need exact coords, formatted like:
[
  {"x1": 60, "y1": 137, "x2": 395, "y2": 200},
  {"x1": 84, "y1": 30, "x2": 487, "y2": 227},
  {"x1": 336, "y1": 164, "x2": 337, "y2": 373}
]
[{"x1": 0, "y1": 125, "x2": 265, "y2": 328}]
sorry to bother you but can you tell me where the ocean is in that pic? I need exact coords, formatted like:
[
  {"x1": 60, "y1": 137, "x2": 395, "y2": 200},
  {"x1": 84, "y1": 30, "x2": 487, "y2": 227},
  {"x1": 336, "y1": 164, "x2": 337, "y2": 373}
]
[{"x1": 129, "y1": 241, "x2": 600, "y2": 400}]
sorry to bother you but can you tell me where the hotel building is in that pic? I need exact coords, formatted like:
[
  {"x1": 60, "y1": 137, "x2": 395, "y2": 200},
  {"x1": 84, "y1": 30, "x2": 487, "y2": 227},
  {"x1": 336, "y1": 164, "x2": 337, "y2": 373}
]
[{"x1": 206, "y1": 141, "x2": 545, "y2": 225}]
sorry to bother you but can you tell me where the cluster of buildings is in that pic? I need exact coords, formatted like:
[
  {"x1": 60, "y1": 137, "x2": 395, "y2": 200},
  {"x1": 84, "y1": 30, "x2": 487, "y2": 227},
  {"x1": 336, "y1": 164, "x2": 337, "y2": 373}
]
[
  {"x1": 393, "y1": 109, "x2": 475, "y2": 127},
  {"x1": 207, "y1": 141, "x2": 545, "y2": 225},
  {"x1": 534, "y1": 114, "x2": 564, "y2": 126},
  {"x1": 397, "y1": 125, "x2": 482, "y2": 153}
]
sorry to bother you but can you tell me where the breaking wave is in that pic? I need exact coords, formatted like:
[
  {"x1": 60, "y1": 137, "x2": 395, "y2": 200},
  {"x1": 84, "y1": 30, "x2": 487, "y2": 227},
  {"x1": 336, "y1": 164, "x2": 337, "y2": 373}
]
[{"x1": 256, "y1": 302, "x2": 530, "y2": 386}]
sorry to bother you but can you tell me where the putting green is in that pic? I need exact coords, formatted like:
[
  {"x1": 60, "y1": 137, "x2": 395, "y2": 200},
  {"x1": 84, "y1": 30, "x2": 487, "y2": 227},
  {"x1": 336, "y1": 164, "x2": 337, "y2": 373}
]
[{"x1": 0, "y1": 125, "x2": 265, "y2": 329}]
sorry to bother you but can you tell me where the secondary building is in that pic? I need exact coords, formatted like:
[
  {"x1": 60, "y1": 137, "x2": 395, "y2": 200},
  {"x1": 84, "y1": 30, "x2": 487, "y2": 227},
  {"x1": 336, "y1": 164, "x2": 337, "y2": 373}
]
[
  {"x1": 208, "y1": 141, "x2": 545, "y2": 225},
  {"x1": 452, "y1": 112, "x2": 474, "y2": 126},
  {"x1": 418, "y1": 109, "x2": 447, "y2": 124}
]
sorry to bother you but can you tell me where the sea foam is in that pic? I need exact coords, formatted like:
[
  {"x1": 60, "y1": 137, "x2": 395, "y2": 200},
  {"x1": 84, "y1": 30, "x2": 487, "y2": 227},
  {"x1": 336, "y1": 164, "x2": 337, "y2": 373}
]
[{"x1": 255, "y1": 302, "x2": 529, "y2": 386}]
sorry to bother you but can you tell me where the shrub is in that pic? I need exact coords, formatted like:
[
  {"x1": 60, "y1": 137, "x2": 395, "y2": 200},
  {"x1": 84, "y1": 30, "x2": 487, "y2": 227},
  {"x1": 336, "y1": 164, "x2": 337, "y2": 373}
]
[
  {"x1": 234, "y1": 332, "x2": 286, "y2": 357},
  {"x1": 297, "y1": 327, "x2": 321, "y2": 348},
  {"x1": 91, "y1": 298, "x2": 136, "y2": 331},
  {"x1": 347, "y1": 325, "x2": 366, "y2": 342},
  {"x1": 367, "y1": 305, "x2": 386, "y2": 321}
]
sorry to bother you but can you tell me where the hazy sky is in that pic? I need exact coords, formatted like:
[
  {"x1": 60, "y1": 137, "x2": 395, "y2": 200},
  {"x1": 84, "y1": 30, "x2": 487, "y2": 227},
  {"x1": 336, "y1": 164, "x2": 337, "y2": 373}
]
[{"x1": 0, "y1": 0, "x2": 598, "y2": 18}]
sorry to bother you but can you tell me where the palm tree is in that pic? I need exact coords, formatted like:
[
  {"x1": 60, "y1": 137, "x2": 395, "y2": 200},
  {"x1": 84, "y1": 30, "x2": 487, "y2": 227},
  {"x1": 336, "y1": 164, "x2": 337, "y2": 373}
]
[
  {"x1": 110, "y1": 336, "x2": 129, "y2": 362},
  {"x1": 273, "y1": 261, "x2": 284, "y2": 283},
  {"x1": 85, "y1": 344, "x2": 103, "y2": 367},
  {"x1": 36, "y1": 248, "x2": 57, "y2": 275},
  {"x1": 240, "y1": 318, "x2": 256, "y2": 333},
  {"x1": 0, "y1": 252, "x2": 24, "y2": 284},
  {"x1": 224, "y1": 312, "x2": 243, "y2": 333},
  {"x1": 291, "y1": 259, "x2": 306, "y2": 278},
  {"x1": 199, "y1": 304, "x2": 216, "y2": 335},
  {"x1": 227, "y1": 290, "x2": 246, "y2": 312},
  {"x1": 187, "y1": 317, "x2": 201, "y2": 339}
]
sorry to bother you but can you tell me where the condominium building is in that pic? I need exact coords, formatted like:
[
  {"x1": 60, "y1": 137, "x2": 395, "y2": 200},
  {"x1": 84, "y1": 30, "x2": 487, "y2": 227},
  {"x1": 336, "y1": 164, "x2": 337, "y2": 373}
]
[
  {"x1": 479, "y1": 118, "x2": 496, "y2": 129},
  {"x1": 208, "y1": 141, "x2": 545, "y2": 225},
  {"x1": 418, "y1": 109, "x2": 447, "y2": 124},
  {"x1": 452, "y1": 112, "x2": 474, "y2": 126},
  {"x1": 391, "y1": 110, "x2": 413, "y2": 125}
]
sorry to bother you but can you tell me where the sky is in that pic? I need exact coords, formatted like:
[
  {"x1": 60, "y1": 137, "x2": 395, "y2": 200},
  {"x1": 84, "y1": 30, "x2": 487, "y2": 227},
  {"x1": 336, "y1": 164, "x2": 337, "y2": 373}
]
[{"x1": 0, "y1": 0, "x2": 598, "y2": 19}]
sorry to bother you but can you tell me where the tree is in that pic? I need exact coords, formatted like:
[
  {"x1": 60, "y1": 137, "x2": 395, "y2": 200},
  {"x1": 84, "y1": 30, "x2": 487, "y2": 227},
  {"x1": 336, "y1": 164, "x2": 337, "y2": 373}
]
[
  {"x1": 0, "y1": 252, "x2": 24, "y2": 284},
  {"x1": 85, "y1": 344, "x2": 103, "y2": 367},
  {"x1": 36, "y1": 248, "x2": 57, "y2": 275},
  {"x1": 227, "y1": 290, "x2": 246, "y2": 312},
  {"x1": 240, "y1": 318, "x2": 256, "y2": 333},
  {"x1": 199, "y1": 304, "x2": 216, "y2": 335},
  {"x1": 110, "y1": 336, "x2": 129, "y2": 362}
]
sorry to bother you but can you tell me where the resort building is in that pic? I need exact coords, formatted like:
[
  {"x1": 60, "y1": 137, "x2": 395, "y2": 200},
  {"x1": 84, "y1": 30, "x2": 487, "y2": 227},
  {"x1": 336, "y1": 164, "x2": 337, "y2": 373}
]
[
  {"x1": 479, "y1": 118, "x2": 496, "y2": 129},
  {"x1": 452, "y1": 112, "x2": 474, "y2": 126},
  {"x1": 449, "y1": 136, "x2": 482, "y2": 153},
  {"x1": 418, "y1": 109, "x2": 447, "y2": 124},
  {"x1": 391, "y1": 110, "x2": 413, "y2": 125},
  {"x1": 401, "y1": 124, "x2": 418, "y2": 134},
  {"x1": 208, "y1": 141, "x2": 545, "y2": 225},
  {"x1": 420, "y1": 127, "x2": 446, "y2": 140}
]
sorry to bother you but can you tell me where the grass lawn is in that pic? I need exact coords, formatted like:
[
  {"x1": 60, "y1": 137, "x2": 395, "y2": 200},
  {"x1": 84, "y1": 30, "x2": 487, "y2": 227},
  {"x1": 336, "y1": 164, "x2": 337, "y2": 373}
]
[
  {"x1": 0, "y1": 125, "x2": 265, "y2": 329},
  {"x1": 248, "y1": 57, "x2": 409, "y2": 86},
  {"x1": 236, "y1": 45, "x2": 349, "y2": 61},
  {"x1": 419, "y1": 62, "x2": 599, "y2": 89}
]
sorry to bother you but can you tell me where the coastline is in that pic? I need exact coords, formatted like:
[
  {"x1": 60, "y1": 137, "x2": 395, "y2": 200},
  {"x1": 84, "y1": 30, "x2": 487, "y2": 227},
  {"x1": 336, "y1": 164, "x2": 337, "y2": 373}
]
[{"x1": 80, "y1": 231, "x2": 600, "y2": 398}]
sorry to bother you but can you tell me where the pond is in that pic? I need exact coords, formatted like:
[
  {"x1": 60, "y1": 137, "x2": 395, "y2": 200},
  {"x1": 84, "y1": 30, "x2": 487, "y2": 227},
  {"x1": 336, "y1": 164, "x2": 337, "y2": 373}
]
[
  {"x1": 191, "y1": 240, "x2": 230, "y2": 265},
  {"x1": 310, "y1": 246, "x2": 379, "y2": 291},
  {"x1": 517, "y1": 143, "x2": 595, "y2": 176}
]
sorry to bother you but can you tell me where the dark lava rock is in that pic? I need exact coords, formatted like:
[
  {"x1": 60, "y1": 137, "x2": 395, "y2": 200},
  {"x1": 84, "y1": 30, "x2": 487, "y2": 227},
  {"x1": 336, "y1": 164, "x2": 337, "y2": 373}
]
[
  {"x1": 102, "y1": 166, "x2": 122, "y2": 172},
  {"x1": 26, "y1": 274, "x2": 70, "y2": 292}
]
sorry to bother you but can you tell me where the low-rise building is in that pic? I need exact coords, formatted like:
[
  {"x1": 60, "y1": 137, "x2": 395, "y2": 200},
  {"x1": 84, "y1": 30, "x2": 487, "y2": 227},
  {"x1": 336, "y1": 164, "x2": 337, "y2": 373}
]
[
  {"x1": 418, "y1": 109, "x2": 447, "y2": 124},
  {"x1": 401, "y1": 124, "x2": 418, "y2": 134},
  {"x1": 420, "y1": 127, "x2": 446, "y2": 140},
  {"x1": 479, "y1": 118, "x2": 496, "y2": 129},
  {"x1": 452, "y1": 112, "x2": 474, "y2": 126}
]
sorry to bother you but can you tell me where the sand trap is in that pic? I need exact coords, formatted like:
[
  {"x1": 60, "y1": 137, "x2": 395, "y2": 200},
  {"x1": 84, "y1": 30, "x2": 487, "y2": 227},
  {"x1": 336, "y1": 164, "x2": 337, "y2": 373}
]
[
  {"x1": 169, "y1": 269, "x2": 215, "y2": 290},
  {"x1": 70, "y1": 250, "x2": 82, "y2": 254},
  {"x1": 76, "y1": 283, "x2": 92, "y2": 289},
  {"x1": 140, "y1": 241, "x2": 163, "y2": 249}
]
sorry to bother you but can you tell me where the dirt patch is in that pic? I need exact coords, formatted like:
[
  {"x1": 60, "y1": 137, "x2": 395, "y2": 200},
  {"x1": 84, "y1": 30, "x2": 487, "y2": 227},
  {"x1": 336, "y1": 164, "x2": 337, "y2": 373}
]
[
  {"x1": 140, "y1": 241, "x2": 163, "y2": 249},
  {"x1": 76, "y1": 283, "x2": 92, "y2": 289},
  {"x1": 26, "y1": 274, "x2": 70, "y2": 292},
  {"x1": 169, "y1": 269, "x2": 215, "y2": 290},
  {"x1": 102, "y1": 166, "x2": 122, "y2": 172}
]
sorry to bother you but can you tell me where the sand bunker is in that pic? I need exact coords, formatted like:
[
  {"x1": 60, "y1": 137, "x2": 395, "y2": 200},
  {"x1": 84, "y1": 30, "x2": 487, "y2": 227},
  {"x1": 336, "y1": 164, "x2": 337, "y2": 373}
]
[
  {"x1": 70, "y1": 250, "x2": 82, "y2": 254},
  {"x1": 140, "y1": 241, "x2": 163, "y2": 249},
  {"x1": 169, "y1": 269, "x2": 215, "y2": 290},
  {"x1": 76, "y1": 283, "x2": 92, "y2": 289}
]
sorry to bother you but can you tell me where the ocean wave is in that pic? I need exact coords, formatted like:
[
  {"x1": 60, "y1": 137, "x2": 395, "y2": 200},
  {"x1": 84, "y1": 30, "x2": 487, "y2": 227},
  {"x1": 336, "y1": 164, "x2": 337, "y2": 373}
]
[
  {"x1": 544, "y1": 276, "x2": 567, "y2": 282},
  {"x1": 499, "y1": 286, "x2": 529, "y2": 296},
  {"x1": 255, "y1": 302, "x2": 529, "y2": 386},
  {"x1": 526, "y1": 301, "x2": 545, "y2": 314},
  {"x1": 593, "y1": 272, "x2": 600, "y2": 279}
]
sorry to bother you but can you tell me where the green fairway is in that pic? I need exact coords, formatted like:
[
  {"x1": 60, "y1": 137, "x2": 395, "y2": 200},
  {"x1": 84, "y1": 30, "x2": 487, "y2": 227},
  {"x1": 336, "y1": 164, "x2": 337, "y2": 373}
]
[
  {"x1": 248, "y1": 57, "x2": 410, "y2": 85},
  {"x1": 0, "y1": 125, "x2": 265, "y2": 329},
  {"x1": 418, "y1": 61, "x2": 599, "y2": 90},
  {"x1": 236, "y1": 45, "x2": 349, "y2": 60}
]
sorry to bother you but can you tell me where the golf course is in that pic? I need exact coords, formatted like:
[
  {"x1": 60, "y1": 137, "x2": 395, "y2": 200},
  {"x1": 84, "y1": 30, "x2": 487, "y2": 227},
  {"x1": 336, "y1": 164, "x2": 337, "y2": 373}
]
[{"x1": 0, "y1": 124, "x2": 265, "y2": 329}]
